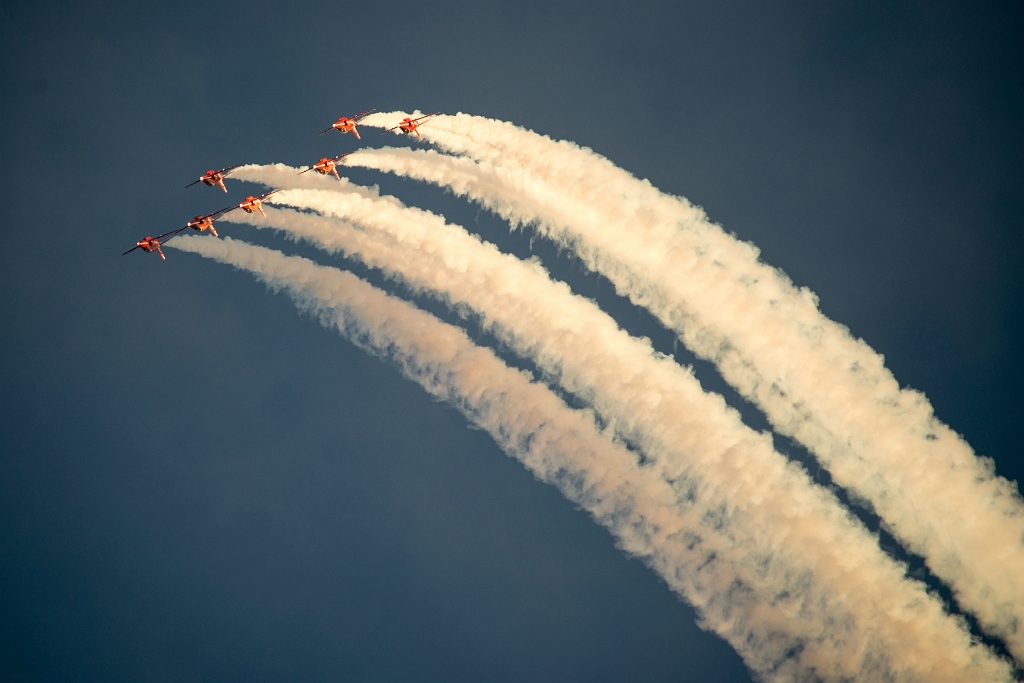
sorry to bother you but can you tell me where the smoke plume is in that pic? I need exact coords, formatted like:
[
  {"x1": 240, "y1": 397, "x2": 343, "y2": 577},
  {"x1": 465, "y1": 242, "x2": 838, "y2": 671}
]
[
  {"x1": 210, "y1": 171, "x2": 1013, "y2": 680},
  {"x1": 349, "y1": 115, "x2": 1024, "y2": 660}
]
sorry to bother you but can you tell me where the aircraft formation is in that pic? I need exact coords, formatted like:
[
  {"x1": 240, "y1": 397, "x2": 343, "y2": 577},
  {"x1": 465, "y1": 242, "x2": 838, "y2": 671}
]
[{"x1": 123, "y1": 110, "x2": 439, "y2": 260}]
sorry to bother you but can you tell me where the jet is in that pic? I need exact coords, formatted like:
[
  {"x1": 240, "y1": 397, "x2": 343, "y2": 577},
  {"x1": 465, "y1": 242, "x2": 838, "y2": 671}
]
[
  {"x1": 122, "y1": 227, "x2": 186, "y2": 260},
  {"x1": 383, "y1": 112, "x2": 440, "y2": 140},
  {"x1": 298, "y1": 152, "x2": 353, "y2": 180},
  {"x1": 185, "y1": 164, "x2": 241, "y2": 193},
  {"x1": 319, "y1": 109, "x2": 376, "y2": 140},
  {"x1": 239, "y1": 190, "x2": 279, "y2": 217},
  {"x1": 185, "y1": 206, "x2": 238, "y2": 237}
]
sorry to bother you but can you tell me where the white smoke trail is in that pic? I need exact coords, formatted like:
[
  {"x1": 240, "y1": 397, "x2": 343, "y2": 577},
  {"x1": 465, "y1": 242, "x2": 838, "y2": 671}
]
[
  {"x1": 167, "y1": 234, "x2": 892, "y2": 682},
  {"x1": 217, "y1": 170, "x2": 1013, "y2": 681},
  {"x1": 349, "y1": 117, "x2": 1024, "y2": 659}
]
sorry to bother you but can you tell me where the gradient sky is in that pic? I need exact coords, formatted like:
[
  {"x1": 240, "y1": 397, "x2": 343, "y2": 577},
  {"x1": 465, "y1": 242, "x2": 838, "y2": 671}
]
[{"x1": 1, "y1": 2, "x2": 1021, "y2": 681}]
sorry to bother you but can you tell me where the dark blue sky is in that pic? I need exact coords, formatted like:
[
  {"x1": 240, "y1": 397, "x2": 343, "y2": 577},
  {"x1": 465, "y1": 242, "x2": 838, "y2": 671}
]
[{"x1": 1, "y1": 2, "x2": 1021, "y2": 681}]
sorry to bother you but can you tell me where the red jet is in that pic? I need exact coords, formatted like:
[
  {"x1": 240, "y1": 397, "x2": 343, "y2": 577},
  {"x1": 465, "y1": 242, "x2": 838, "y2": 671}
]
[
  {"x1": 319, "y1": 109, "x2": 376, "y2": 140},
  {"x1": 186, "y1": 206, "x2": 238, "y2": 237},
  {"x1": 185, "y1": 164, "x2": 241, "y2": 193},
  {"x1": 383, "y1": 112, "x2": 440, "y2": 140},
  {"x1": 239, "y1": 190, "x2": 279, "y2": 217},
  {"x1": 298, "y1": 152, "x2": 353, "y2": 180},
  {"x1": 122, "y1": 227, "x2": 186, "y2": 260}
]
